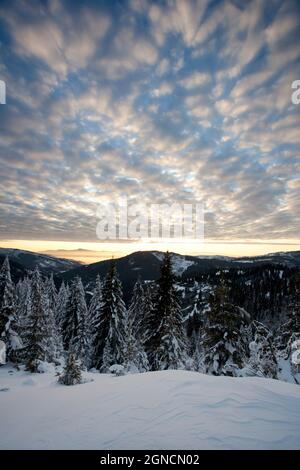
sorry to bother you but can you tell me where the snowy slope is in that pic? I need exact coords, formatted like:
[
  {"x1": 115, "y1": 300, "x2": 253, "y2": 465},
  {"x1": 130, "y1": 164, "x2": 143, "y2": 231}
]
[
  {"x1": 1, "y1": 366, "x2": 300, "y2": 450},
  {"x1": 152, "y1": 252, "x2": 195, "y2": 275},
  {"x1": 171, "y1": 254, "x2": 195, "y2": 276},
  {"x1": 0, "y1": 248, "x2": 81, "y2": 275}
]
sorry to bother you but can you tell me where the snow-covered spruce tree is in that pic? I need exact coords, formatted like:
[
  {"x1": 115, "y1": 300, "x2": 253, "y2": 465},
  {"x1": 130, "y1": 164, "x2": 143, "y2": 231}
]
[
  {"x1": 148, "y1": 252, "x2": 187, "y2": 371},
  {"x1": 290, "y1": 339, "x2": 300, "y2": 380},
  {"x1": 15, "y1": 277, "x2": 30, "y2": 322},
  {"x1": 58, "y1": 352, "x2": 82, "y2": 386},
  {"x1": 188, "y1": 329, "x2": 205, "y2": 372},
  {"x1": 25, "y1": 268, "x2": 51, "y2": 372},
  {"x1": 244, "y1": 321, "x2": 277, "y2": 378},
  {"x1": 140, "y1": 282, "x2": 156, "y2": 346},
  {"x1": 276, "y1": 285, "x2": 300, "y2": 356},
  {"x1": 15, "y1": 277, "x2": 32, "y2": 360},
  {"x1": 0, "y1": 256, "x2": 11, "y2": 302},
  {"x1": 0, "y1": 257, "x2": 22, "y2": 362},
  {"x1": 43, "y1": 275, "x2": 61, "y2": 361},
  {"x1": 185, "y1": 287, "x2": 206, "y2": 371},
  {"x1": 100, "y1": 262, "x2": 127, "y2": 371},
  {"x1": 123, "y1": 282, "x2": 149, "y2": 372},
  {"x1": 0, "y1": 257, "x2": 13, "y2": 335},
  {"x1": 56, "y1": 281, "x2": 69, "y2": 330},
  {"x1": 88, "y1": 275, "x2": 103, "y2": 367},
  {"x1": 203, "y1": 277, "x2": 250, "y2": 376},
  {"x1": 92, "y1": 260, "x2": 126, "y2": 371},
  {"x1": 275, "y1": 284, "x2": 300, "y2": 383},
  {"x1": 186, "y1": 283, "x2": 206, "y2": 330},
  {"x1": 123, "y1": 326, "x2": 149, "y2": 372},
  {"x1": 62, "y1": 276, "x2": 89, "y2": 367},
  {"x1": 128, "y1": 277, "x2": 147, "y2": 340}
]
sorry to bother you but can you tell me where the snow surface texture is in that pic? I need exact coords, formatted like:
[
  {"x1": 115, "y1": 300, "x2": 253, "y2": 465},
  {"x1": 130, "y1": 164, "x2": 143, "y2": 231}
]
[
  {"x1": 0, "y1": 366, "x2": 300, "y2": 450},
  {"x1": 0, "y1": 341, "x2": 5, "y2": 364}
]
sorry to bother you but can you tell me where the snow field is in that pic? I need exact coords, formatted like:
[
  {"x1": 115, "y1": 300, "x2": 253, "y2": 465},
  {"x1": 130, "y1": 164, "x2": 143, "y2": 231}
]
[{"x1": 1, "y1": 366, "x2": 300, "y2": 450}]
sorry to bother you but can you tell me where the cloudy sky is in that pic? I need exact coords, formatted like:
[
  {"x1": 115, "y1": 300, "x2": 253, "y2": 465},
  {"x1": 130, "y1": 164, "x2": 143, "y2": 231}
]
[{"x1": 0, "y1": 0, "x2": 300, "y2": 261}]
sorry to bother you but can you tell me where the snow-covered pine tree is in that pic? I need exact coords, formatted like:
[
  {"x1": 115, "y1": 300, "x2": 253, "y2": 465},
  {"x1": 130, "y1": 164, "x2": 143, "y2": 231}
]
[
  {"x1": 15, "y1": 277, "x2": 32, "y2": 359},
  {"x1": 149, "y1": 252, "x2": 187, "y2": 371},
  {"x1": 100, "y1": 262, "x2": 127, "y2": 371},
  {"x1": 140, "y1": 282, "x2": 156, "y2": 346},
  {"x1": 56, "y1": 281, "x2": 69, "y2": 329},
  {"x1": 43, "y1": 275, "x2": 61, "y2": 361},
  {"x1": 0, "y1": 256, "x2": 11, "y2": 302},
  {"x1": 0, "y1": 257, "x2": 13, "y2": 335},
  {"x1": 62, "y1": 276, "x2": 89, "y2": 367},
  {"x1": 0, "y1": 257, "x2": 22, "y2": 362},
  {"x1": 92, "y1": 263, "x2": 123, "y2": 369},
  {"x1": 123, "y1": 326, "x2": 149, "y2": 373},
  {"x1": 275, "y1": 282, "x2": 300, "y2": 382},
  {"x1": 44, "y1": 274, "x2": 63, "y2": 361},
  {"x1": 45, "y1": 274, "x2": 58, "y2": 320},
  {"x1": 88, "y1": 275, "x2": 103, "y2": 368},
  {"x1": 276, "y1": 283, "x2": 300, "y2": 355},
  {"x1": 185, "y1": 286, "x2": 206, "y2": 370},
  {"x1": 244, "y1": 321, "x2": 277, "y2": 378},
  {"x1": 188, "y1": 329, "x2": 204, "y2": 372},
  {"x1": 25, "y1": 268, "x2": 51, "y2": 372},
  {"x1": 123, "y1": 280, "x2": 149, "y2": 372},
  {"x1": 203, "y1": 277, "x2": 250, "y2": 376},
  {"x1": 58, "y1": 352, "x2": 82, "y2": 386},
  {"x1": 128, "y1": 277, "x2": 146, "y2": 340},
  {"x1": 186, "y1": 283, "x2": 205, "y2": 332},
  {"x1": 15, "y1": 278, "x2": 29, "y2": 321}
]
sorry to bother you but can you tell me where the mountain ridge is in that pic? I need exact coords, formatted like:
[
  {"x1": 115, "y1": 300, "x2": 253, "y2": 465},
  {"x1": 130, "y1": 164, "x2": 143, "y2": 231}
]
[{"x1": 1, "y1": 247, "x2": 300, "y2": 287}]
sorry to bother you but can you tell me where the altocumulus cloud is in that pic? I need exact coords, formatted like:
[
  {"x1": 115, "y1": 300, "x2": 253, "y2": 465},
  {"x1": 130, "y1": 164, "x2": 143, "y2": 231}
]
[{"x1": 0, "y1": 0, "x2": 299, "y2": 242}]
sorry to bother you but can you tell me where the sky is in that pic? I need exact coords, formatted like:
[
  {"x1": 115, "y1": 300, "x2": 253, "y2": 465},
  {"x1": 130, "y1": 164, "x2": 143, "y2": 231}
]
[{"x1": 0, "y1": 0, "x2": 300, "y2": 262}]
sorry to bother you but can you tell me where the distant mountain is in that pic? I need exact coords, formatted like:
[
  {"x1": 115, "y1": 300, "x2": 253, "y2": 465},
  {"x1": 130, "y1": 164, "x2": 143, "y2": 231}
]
[
  {"x1": 2, "y1": 247, "x2": 300, "y2": 289},
  {"x1": 0, "y1": 248, "x2": 81, "y2": 280},
  {"x1": 60, "y1": 251, "x2": 163, "y2": 294},
  {"x1": 58, "y1": 249, "x2": 300, "y2": 302}
]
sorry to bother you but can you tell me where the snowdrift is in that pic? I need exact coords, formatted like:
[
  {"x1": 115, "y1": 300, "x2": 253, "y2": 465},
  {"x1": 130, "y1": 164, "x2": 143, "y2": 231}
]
[{"x1": 0, "y1": 366, "x2": 300, "y2": 450}]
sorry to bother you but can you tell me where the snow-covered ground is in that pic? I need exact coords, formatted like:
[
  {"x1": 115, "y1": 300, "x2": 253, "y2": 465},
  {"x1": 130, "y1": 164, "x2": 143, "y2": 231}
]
[{"x1": 1, "y1": 365, "x2": 300, "y2": 450}]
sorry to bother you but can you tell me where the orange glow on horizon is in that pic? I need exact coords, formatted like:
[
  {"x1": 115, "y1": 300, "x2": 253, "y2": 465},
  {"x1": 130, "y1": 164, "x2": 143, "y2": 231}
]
[{"x1": 0, "y1": 238, "x2": 300, "y2": 264}]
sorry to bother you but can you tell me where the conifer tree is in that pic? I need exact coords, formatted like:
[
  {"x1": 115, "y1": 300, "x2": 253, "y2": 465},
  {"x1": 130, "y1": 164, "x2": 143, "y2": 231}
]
[
  {"x1": 58, "y1": 352, "x2": 82, "y2": 386},
  {"x1": 141, "y1": 283, "x2": 156, "y2": 346},
  {"x1": 0, "y1": 257, "x2": 14, "y2": 336},
  {"x1": 15, "y1": 277, "x2": 32, "y2": 358},
  {"x1": 186, "y1": 284, "x2": 205, "y2": 332},
  {"x1": 276, "y1": 284, "x2": 300, "y2": 355},
  {"x1": 124, "y1": 281, "x2": 149, "y2": 372},
  {"x1": 128, "y1": 277, "x2": 146, "y2": 340},
  {"x1": 43, "y1": 275, "x2": 60, "y2": 361},
  {"x1": 88, "y1": 275, "x2": 103, "y2": 367},
  {"x1": 62, "y1": 276, "x2": 89, "y2": 367},
  {"x1": 100, "y1": 262, "x2": 127, "y2": 371},
  {"x1": 25, "y1": 268, "x2": 50, "y2": 372},
  {"x1": 56, "y1": 281, "x2": 69, "y2": 329},
  {"x1": 123, "y1": 327, "x2": 149, "y2": 372},
  {"x1": 189, "y1": 330, "x2": 204, "y2": 372},
  {"x1": 0, "y1": 256, "x2": 11, "y2": 302},
  {"x1": 0, "y1": 257, "x2": 22, "y2": 362},
  {"x1": 203, "y1": 277, "x2": 250, "y2": 376},
  {"x1": 186, "y1": 287, "x2": 205, "y2": 368},
  {"x1": 245, "y1": 321, "x2": 277, "y2": 378},
  {"x1": 15, "y1": 278, "x2": 29, "y2": 322},
  {"x1": 148, "y1": 252, "x2": 187, "y2": 371}
]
